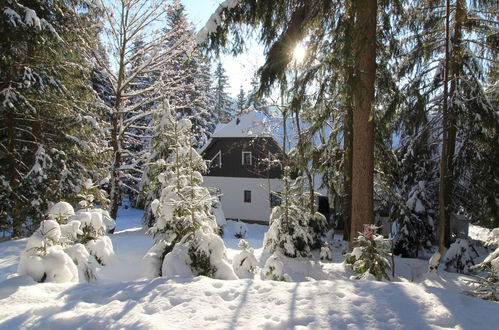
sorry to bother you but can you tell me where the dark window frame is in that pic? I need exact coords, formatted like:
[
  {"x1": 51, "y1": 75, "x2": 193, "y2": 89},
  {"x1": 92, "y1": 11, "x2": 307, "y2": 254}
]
[{"x1": 244, "y1": 190, "x2": 251, "y2": 203}]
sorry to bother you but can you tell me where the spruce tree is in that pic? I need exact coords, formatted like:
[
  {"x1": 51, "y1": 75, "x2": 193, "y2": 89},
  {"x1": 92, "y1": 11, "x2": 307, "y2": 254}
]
[
  {"x1": 143, "y1": 101, "x2": 235, "y2": 279},
  {"x1": 213, "y1": 62, "x2": 233, "y2": 123},
  {"x1": 138, "y1": 0, "x2": 216, "y2": 226},
  {"x1": 398, "y1": 0, "x2": 498, "y2": 255},
  {"x1": 0, "y1": 0, "x2": 107, "y2": 236},
  {"x1": 237, "y1": 85, "x2": 246, "y2": 109}
]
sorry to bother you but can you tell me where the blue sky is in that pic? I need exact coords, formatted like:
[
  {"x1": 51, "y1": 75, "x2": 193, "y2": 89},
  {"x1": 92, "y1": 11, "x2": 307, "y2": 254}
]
[{"x1": 183, "y1": 0, "x2": 264, "y2": 98}]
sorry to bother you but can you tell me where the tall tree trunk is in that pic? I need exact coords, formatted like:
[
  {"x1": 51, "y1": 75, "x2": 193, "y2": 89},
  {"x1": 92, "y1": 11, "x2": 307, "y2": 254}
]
[
  {"x1": 293, "y1": 110, "x2": 315, "y2": 215},
  {"x1": 444, "y1": 0, "x2": 464, "y2": 247},
  {"x1": 438, "y1": 0, "x2": 451, "y2": 258},
  {"x1": 349, "y1": 0, "x2": 377, "y2": 244},
  {"x1": 342, "y1": 0, "x2": 354, "y2": 241},
  {"x1": 109, "y1": 2, "x2": 129, "y2": 220},
  {"x1": 109, "y1": 111, "x2": 122, "y2": 220},
  {"x1": 7, "y1": 107, "x2": 21, "y2": 237}
]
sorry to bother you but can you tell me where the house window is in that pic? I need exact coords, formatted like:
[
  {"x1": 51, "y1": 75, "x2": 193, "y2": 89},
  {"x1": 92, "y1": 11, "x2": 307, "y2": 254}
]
[
  {"x1": 210, "y1": 151, "x2": 221, "y2": 168},
  {"x1": 242, "y1": 151, "x2": 252, "y2": 165},
  {"x1": 244, "y1": 190, "x2": 251, "y2": 203},
  {"x1": 270, "y1": 193, "x2": 281, "y2": 207}
]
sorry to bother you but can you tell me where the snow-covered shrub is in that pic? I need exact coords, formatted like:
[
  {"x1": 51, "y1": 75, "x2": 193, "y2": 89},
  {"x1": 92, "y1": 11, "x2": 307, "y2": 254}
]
[
  {"x1": 17, "y1": 220, "x2": 78, "y2": 283},
  {"x1": 465, "y1": 228, "x2": 499, "y2": 301},
  {"x1": 76, "y1": 179, "x2": 114, "y2": 233},
  {"x1": 346, "y1": 225, "x2": 391, "y2": 281},
  {"x1": 144, "y1": 107, "x2": 235, "y2": 279},
  {"x1": 60, "y1": 220, "x2": 83, "y2": 241},
  {"x1": 212, "y1": 200, "x2": 227, "y2": 228},
  {"x1": 232, "y1": 239, "x2": 258, "y2": 278},
  {"x1": 18, "y1": 198, "x2": 115, "y2": 281},
  {"x1": 85, "y1": 236, "x2": 114, "y2": 266},
  {"x1": 48, "y1": 202, "x2": 75, "y2": 224},
  {"x1": 227, "y1": 220, "x2": 247, "y2": 239},
  {"x1": 64, "y1": 243, "x2": 98, "y2": 283},
  {"x1": 309, "y1": 212, "x2": 328, "y2": 250},
  {"x1": 77, "y1": 179, "x2": 109, "y2": 212},
  {"x1": 70, "y1": 210, "x2": 115, "y2": 265},
  {"x1": 320, "y1": 242, "x2": 333, "y2": 262},
  {"x1": 443, "y1": 238, "x2": 479, "y2": 273},
  {"x1": 18, "y1": 245, "x2": 78, "y2": 283},
  {"x1": 263, "y1": 253, "x2": 291, "y2": 281}
]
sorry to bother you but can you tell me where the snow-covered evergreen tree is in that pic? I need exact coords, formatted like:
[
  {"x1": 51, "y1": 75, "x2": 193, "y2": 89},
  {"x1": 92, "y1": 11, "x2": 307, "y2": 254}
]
[
  {"x1": 18, "y1": 197, "x2": 115, "y2": 283},
  {"x1": 232, "y1": 239, "x2": 258, "y2": 278},
  {"x1": 213, "y1": 62, "x2": 233, "y2": 123},
  {"x1": 385, "y1": 130, "x2": 438, "y2": 258},
  {"x1": 0, "y1": 0, "x2": 107, "y2": 236},
  {"x1": 143, "y1": 101, "x2": 235, "y2": 280},
  {"x1": 264, "y1": 173, "x2": 324, "y2": 258},
  {"x1": 96, "y1": 0, "x2": 206, "y2": 220},
  {"x1": 443, "y1": 237, "x2": 479, "y2": 274},
  {"x1": 466, "y1": 228, "x2": 499, "y2": 301},
  {"x1": 346, "y1": 225, "x2": 391, "y2": 281},
  {"x1": 138, "y1": 1, "x2": 216, "y2": 225},
  {"x1": 236, "y1": 85, "x2": 246, "y2": 110}
]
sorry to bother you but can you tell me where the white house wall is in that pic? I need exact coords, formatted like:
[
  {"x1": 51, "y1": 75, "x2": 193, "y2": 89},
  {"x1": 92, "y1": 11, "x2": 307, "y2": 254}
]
[{"x1": 202, "y1": 176, "x2": 282, "y2": 223}]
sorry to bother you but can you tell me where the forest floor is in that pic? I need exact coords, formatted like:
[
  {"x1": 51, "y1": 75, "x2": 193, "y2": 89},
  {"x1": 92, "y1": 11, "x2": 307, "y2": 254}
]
[{"x1": 0, "y1": 208, "x2": 497, "y2": 329}]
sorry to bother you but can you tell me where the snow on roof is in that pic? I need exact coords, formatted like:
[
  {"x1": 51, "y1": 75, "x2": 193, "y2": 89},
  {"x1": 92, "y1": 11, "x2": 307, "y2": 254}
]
[
  {"x1": 203, "y1": 109, "x2": 328, "y2": 155},
  {"x1": 211, "y1": 110, "x2": 273, "y2": 138}
]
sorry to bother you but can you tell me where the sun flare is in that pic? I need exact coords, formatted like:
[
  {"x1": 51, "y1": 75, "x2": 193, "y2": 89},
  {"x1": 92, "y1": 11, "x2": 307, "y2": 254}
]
[{"x1": 292, "y1": 42, "x2": 306, "y2": 64}]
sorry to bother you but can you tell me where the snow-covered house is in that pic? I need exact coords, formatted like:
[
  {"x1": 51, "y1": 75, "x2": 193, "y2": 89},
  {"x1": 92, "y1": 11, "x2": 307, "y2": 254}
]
[
  {"x1": 201, "y1": 111, "x2": 284, "y2": 223},
  {"x1": 201, "y1": 110, "x2": 330, "y2": 224}
]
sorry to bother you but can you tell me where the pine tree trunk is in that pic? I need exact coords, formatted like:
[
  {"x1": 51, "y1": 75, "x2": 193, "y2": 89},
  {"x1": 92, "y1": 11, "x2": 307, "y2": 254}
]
[
  {"x1": 342, "y1": 0, "x2": 354, "y2": 241},
  {"x1": 6, "y1": 108, "x2": 21, "y2": 237},
  {"x1": 294, "y1": 110, "x2": 315, "y2": 215},
  {"x1": 349, "y1": 0, "x2": 377, "y2": 244},
  {"x1": 109, "y1": 112, "x2": 122, "y2": 220},
  {"x1": 443, "y1": 0, "x2": 464, "y2": 247},
  {"x1": 109, "y1": 4, "x2": 128, "y2": 221},
  {"x1": 438, "y1": 0, "x2": 452, "y2": 257}
]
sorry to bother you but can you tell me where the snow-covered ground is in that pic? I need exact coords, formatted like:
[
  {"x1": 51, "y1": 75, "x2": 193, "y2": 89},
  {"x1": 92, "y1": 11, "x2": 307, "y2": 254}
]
[{"x1": 0, "y1": 208, "x2": 497, "y2": 329}]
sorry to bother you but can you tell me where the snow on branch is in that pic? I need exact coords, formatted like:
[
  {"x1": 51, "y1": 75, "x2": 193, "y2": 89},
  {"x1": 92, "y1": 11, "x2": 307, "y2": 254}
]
[{"x1": 195, "y1": 0, "x2": 240, "y2": 45}]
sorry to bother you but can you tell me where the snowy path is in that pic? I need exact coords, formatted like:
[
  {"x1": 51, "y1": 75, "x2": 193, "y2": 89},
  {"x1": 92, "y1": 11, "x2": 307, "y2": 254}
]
[{"x1": 0, "y1": 209, "x2": 498, "y2": 329}]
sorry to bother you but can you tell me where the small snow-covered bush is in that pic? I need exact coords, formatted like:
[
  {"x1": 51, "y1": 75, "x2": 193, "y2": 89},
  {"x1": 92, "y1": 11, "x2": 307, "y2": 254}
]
[
  {"x1": 71, "y1": 210, "x2": 115, "y2": 265},
  {"x1": 162, "y1": 228, "x2": 236, "y2": 279},
  {"x1": 227, "y1": 220, "x2": 247, "y2": 239},
  {"x1": 48, "y1": 202, "x2": 75, "y2": 224},
  {"x1": 443, "y1": 237, "x2": 479, "y2": 273},
  {"x1": 263, "y1": 253, "x2": 291, "y2": 281},
  {"x1": 85, "y1": 236, "x2": 114, "y2": 266},
  {"x1": 465, "y1": 228, "x2": 499, "y2": 301},
  {"x1": 18, "y1": 198, "x2": 116, "y2": 282},
  {"x1": 320, "y1": 242, "x2": 333, "y2": 262},
  {"x1": 76, "y1": 179, "x2": 114, "y2": 233},
  {"x1": 60, "y1": 220, "x2": 83, "y2": 241},
  {"x1": 346, "y1": 225, "x2": 391, "y2": 281},
  {"x1": 18, "y1": 245, "x2": 78, "y2": 283},
  {"x1": 64, "y1": 243, "x2": 98, "y2": 283},
  {"x1": 17, "y1": 220, "x2": 78, "y2": 283},
  {"x1": 232, "y1": 239, "x2": 258, "y2": 278},
  {"x1": 212, "y1": 200, "x2": 227, "y2": 228}
]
